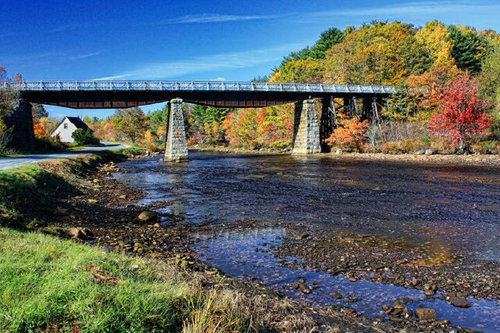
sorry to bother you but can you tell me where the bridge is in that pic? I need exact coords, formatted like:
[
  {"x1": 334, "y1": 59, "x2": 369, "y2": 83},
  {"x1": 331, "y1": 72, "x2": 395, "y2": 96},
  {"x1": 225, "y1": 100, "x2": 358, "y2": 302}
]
[{"x1": 1, "y1": 80, "x2": 396, "y2": 159}]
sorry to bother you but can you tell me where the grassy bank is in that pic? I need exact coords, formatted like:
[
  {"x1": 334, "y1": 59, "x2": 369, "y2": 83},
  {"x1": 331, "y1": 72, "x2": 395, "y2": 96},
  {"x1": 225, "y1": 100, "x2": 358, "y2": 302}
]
[
  {"x1": 0, "y1": 227, "x2": 193, "y2": 332},
  {"x1": 0, "y1": 148, "x2": 141, "y2": 229}
]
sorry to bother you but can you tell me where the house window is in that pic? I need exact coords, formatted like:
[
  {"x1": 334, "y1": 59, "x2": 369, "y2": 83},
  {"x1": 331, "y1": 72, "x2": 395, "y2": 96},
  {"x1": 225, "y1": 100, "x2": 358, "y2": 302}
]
[{"x1": 64, "y1": 123, "x2": 68, "y2": 129}]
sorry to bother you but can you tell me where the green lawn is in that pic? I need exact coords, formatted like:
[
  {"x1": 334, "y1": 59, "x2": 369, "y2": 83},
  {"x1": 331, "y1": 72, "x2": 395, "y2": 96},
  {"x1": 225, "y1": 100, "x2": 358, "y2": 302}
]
[{"x1": 0, "y1": 228, "x2": 193, "y2": 332}]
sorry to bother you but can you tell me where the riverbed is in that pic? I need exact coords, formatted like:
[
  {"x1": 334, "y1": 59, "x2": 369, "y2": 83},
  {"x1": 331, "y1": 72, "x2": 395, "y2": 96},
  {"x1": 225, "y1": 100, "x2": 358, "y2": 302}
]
[{"x1": 114, "y1": 152, "x2": 500, "y2": 331}]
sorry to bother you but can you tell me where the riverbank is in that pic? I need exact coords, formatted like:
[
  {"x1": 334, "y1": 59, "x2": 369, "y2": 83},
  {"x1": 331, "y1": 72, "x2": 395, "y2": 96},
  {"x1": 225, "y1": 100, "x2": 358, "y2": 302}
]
[
  {"x1": 190, "y1": 145, "x2": 500, "y2": 168},
  {"x1": 0, "y1": 150, "x2": 415, "y2": 332},
  {"x1": 324, "y1": 152, "x2": 500, "y2": 168}
]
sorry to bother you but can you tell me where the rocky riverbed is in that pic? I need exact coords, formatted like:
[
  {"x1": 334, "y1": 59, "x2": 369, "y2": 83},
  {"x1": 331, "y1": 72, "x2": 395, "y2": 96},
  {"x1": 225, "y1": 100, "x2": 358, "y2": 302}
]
[{"x1": 38, "y1": 152, "x2": 500, "y2": 332}]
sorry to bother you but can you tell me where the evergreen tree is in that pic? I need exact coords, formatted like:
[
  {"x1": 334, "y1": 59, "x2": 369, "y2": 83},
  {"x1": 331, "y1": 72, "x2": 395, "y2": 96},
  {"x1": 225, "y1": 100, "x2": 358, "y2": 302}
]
[{"x1": 448, "y1": 25, "x2": 490, "y2": 73}]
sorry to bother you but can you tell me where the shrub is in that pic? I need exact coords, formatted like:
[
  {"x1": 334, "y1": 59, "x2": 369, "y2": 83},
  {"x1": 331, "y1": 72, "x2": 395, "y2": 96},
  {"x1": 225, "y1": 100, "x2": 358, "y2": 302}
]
[{"x1": 72, "y1": 128, "x2": 100, "y2": 146}]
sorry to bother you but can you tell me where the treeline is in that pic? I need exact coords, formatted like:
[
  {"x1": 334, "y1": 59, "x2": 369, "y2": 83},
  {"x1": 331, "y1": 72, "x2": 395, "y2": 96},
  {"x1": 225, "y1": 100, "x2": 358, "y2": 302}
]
[
  {"x1": 2, "y1": 20, "x2": 500, "y2": 154},
  {"x1": 198, "y1": 21, "x2": 500, "y2": 153}
]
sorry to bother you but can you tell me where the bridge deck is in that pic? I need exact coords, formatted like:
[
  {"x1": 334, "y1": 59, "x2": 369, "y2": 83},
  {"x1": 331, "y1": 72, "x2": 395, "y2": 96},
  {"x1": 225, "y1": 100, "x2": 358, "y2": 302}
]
[{"x1": 0, "y1": 81, "x2": 395, "y2": 108}]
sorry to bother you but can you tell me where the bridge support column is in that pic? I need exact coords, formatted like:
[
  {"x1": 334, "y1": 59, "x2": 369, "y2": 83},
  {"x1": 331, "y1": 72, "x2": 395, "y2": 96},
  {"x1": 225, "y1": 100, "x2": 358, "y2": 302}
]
[
  {"x1": 320, "y1": 97, "x2": 335, "y2": 153},
  {"x1": 5, "y1": 98, "x2": 34, "y2": 152},
  {"x1": 292, "y1": 99, "x2": 321, "y2": 154},
  {"x1": 164, "y1": 99, "x2": 188, "y2": 161}
]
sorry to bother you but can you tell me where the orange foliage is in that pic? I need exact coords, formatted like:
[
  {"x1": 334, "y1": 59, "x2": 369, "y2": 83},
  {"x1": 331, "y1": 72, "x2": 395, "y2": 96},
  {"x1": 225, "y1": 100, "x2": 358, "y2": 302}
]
[
  {"x1": 33, "y1": 122, "x2": 46, "y2": 137},
  {"x1": 325, "y1": 116, "x2": 369, "y2": 151}
]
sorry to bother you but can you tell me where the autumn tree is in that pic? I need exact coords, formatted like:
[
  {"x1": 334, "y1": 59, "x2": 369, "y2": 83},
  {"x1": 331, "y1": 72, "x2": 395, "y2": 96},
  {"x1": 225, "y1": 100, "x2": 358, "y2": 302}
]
[
  {"x1": 112, "y1": 107, "x2": 148, "y2": 144},
  {"x1": 429, "y1": 75, "x2": 493, "y2": 151},
  {"x1": 324, "y1": 115, "x2": 369, "y2": 151},
  {"x1": 324, "y1": 22, "x2": 430, "y2": 85}
]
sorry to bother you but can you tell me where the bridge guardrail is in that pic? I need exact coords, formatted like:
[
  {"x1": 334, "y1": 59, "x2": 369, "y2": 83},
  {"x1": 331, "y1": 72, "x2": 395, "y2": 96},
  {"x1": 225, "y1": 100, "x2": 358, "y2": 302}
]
[{"x1": 0, "y1": 80, "x2": 397, "y2": 94}]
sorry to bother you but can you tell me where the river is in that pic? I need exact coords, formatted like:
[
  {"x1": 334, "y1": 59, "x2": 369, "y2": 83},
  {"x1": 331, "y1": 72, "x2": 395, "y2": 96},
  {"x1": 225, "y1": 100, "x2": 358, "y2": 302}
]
[{"x1": 114, "y1": 152, "x2": 500, "y2": 332}]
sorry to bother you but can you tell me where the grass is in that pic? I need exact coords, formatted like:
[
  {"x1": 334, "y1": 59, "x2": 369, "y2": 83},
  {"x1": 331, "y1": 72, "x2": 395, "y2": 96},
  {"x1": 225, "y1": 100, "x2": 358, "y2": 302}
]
[{"x1": 0, "y1": 227, "x2": 193, "y2": 332}]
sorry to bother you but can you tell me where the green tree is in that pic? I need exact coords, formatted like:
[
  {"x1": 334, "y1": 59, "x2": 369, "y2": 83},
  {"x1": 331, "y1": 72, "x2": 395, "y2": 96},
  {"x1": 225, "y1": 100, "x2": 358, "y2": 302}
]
[
  {"x1": 386, "y1": 85, "x2": 422, "y2": 121},
  {"x1": 32, "y1": 104, "x2": 48, "y2": 119},
  {"x1": 71, "y1": 128, "x2": 99, "y2": 145},
  {"x1": 448, "y1": 25, "x2": 491, "y2": 73},
  {"x1": 480, "y1": 47, "x2": 500, "y2": 101},
  {"x1": 309, "y1": 28, "x2": 344, "y2": 60},
  {"x1": 112, "y1": 107, "x2": 148, "y2": 144}
]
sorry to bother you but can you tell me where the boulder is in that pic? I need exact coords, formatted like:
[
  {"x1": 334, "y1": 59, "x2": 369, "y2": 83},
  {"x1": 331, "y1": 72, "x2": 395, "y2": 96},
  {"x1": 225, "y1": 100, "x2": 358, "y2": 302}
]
[
  {"x1": 138, "y1": 210, "x2": 158, "y2": 223},
  {"x1": 415, "y1": 308, "x2": 436, "y2": 322},
  {"x1": 448, "y1": 293, "x2": 471, "y2": 308}
]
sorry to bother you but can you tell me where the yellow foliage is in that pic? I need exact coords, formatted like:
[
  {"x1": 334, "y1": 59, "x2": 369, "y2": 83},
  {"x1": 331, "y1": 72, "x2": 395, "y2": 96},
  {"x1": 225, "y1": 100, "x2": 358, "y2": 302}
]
[
  {"x1": 415, "y1": 21, "x2": 459, "y2": 76},
  {"x1": 270, "y1": 59, "x2": 324, "y2": 83}
]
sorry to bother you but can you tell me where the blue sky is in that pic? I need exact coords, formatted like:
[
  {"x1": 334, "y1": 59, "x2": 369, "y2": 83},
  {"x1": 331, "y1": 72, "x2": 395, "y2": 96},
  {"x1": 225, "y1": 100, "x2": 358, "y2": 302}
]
[{"x1": 1, "y1": 0, "x2": 499, "y2": 119}]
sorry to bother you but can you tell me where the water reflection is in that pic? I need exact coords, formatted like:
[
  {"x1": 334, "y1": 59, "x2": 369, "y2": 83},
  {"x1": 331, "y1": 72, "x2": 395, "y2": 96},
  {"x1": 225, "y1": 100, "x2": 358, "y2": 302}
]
[{"x1": 193, "y1": 228, "x2": 500, "y2": 333}]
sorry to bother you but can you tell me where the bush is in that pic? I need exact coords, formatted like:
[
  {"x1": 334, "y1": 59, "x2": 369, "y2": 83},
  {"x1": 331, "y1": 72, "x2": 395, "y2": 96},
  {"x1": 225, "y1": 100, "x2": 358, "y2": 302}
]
[
  {"x1": 34, "y1": 137, "x2": 67, "y2": 152},
  {"x1": 72, "y1": 129, "x2": 100, "y2": 146}
]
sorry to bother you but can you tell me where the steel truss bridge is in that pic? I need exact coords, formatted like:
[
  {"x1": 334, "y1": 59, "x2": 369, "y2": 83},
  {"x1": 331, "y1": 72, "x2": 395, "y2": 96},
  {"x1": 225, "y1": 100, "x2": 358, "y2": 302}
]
[{"x1": 1, "y1": 80, "x2": 396, "y2": 109}]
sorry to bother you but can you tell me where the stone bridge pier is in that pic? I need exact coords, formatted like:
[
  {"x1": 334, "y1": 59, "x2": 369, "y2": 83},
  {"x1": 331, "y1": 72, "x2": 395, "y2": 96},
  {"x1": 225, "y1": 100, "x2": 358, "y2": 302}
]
[
  {"x1": 164, "y1": 98, "x2": 188, "y2": 161},
  {"x1": 292, "y1": 99, "x2": 321, "y2": 154}
]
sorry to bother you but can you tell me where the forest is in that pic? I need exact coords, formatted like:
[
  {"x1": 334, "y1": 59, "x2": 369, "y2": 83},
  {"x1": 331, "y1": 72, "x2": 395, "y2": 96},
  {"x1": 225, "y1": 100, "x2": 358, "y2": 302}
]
[{"x1": 3, "y1": 20, "x2": 500, "y2": 154}]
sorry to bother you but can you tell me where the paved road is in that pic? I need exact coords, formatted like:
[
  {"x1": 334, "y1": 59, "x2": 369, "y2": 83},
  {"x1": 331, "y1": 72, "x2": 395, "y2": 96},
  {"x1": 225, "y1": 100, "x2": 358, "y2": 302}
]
[{"x1": 0, "y1": 143, "x2": 128, "y2": 170}]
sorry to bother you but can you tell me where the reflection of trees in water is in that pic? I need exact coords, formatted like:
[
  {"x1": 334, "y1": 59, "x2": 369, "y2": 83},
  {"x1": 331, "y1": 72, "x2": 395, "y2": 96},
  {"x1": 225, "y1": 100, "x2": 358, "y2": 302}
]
[{"x1": 166, "y1": 165, "x2": 189, "y2": 223}]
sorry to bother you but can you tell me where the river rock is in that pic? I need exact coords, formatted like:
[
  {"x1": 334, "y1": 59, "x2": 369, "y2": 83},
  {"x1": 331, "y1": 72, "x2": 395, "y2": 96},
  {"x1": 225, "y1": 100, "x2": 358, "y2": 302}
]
[
  {"x1": 298, "y1": 283, "x2": 311, "y2": 294},
  {"x1": 415, "y1": 308, "x2": 436, "y2": 321},
  {"x1": 448, "y1": 293, "x2": 471, "y2": 308},
  {"x1": 425, "y1": 149, "x2": 434, "y2": 155},
  {"x1": 332, "y1": 290, "x2": 343, "y2": 299},
  {"x1": 424, "y1": 283, "x2": 436, "y2": 296},
  {"x1": 138, "y1": 210, "x2": 158, "y2": 223},
  {"x1": 67, "y1": 227, "x2": 93, "y2": 240}
]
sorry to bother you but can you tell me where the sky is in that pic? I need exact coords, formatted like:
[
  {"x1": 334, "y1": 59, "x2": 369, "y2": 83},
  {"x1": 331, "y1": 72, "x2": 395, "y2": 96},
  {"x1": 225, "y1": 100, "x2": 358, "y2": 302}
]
[{"x1": 1, "y1": 0, "x2": 499, "y2": 119}]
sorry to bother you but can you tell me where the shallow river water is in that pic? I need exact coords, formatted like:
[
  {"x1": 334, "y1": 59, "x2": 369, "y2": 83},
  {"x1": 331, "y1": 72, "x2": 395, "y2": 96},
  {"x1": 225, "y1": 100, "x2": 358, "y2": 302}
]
[{"x1": 115, "y1": 152, "x2": 500, "y2": 331}]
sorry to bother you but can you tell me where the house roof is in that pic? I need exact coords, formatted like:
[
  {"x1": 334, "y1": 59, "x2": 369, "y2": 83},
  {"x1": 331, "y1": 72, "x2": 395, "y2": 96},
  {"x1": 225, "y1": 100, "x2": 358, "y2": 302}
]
[
  {"x1": 51, "y1": 116, "x2": 90, "y2": 135},
  {"x1": 66, "y1": 117, "x2": 89, "y2": 130}
]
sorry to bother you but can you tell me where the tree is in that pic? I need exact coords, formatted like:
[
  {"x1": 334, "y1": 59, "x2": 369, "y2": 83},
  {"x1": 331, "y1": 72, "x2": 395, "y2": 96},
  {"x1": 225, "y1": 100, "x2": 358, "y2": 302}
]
[
  {"x1": 72, "y1": 128, "x2": 99, "y2": 145},
  {"x1": 429, "y1": 75, "x2": 493, "y2": 151},
  {"x1": 309, "y1": 28, "x2": 344, "y2": 60},
  {"x1": 188, "y1": 105, "x2": 229, "y2": 144},
  {"x1": 324, "y1": 22, "x2": 427, "y2": 85},
  {"x1": 269, "y1": 59, "x2": 324, "y2": 83},
  {"x1": 324, "y1": 115, "x2": 369, "y2": 151},
  {"x1": 386, "y1": 85, "x2": 422, "y2": 121},
  {"x1": 32, "y1": 104, "x2": 48, "y2": 119},
  {"x1": 448, "y1": 25, "x2": 491, "y2": 74},
  {"x1": 112, "y1": 107, "x2": 148, "y2": 144},
  {"x1": 479, "y1": 47, "x2": 500, "y2": 101}
]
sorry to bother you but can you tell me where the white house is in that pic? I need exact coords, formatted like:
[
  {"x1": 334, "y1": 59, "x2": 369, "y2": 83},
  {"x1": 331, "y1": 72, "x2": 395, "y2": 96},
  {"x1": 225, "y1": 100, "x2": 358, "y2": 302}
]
[{"x1": 51, "y1": 117, "x2": 90, "y2": 143}]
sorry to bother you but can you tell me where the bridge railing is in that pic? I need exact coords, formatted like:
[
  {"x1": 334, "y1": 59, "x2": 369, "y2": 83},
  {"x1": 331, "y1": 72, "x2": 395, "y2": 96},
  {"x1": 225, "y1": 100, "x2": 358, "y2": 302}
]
[{"x1": 0, "y1": 80, "x2": 396, "y2": 94}]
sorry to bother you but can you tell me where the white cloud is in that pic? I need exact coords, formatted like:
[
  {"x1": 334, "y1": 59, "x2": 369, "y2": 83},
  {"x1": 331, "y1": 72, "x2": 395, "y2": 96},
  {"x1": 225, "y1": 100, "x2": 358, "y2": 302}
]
[
  {"x1": 68, "y1": 51, "x2": 104, "y2": 61},
  {"x1": 94, "y1": 43, "x2": 305, "y2": 80},
  {"x1": 160, "y1": 13, "x2": 281, "y2": 24},
  {"x1": 306, "y1": 0, "x2": 500, "y2": 20}
]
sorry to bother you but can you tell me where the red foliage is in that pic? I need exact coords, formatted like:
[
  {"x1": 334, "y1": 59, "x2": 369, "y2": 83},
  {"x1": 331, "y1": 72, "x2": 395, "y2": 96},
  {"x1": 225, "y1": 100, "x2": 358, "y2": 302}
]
[{"x1": 428, "y1": 75, "x2": 493, "y2": 149}]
